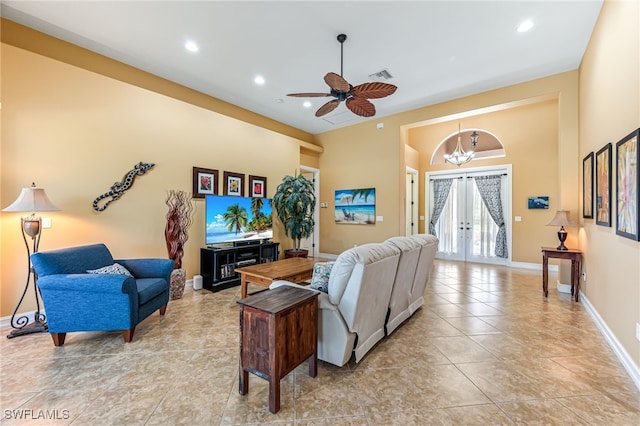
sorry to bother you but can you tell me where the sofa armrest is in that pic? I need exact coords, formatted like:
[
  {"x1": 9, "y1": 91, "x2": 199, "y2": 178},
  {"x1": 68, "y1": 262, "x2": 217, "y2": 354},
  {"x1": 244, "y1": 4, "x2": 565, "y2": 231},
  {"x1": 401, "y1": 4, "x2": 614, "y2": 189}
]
[
  {"x1": 115, "y1": 259, "x2": 174, "y2": 280},
  {"x1": 37, "y1": 274, "x2": 136, "y2": 295}
]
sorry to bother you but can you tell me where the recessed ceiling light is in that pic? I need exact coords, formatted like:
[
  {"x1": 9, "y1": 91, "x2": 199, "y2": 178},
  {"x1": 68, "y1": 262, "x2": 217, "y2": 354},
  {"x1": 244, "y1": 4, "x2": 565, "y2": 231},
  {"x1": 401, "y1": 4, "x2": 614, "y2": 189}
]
[
  {"x1": 184, "y1": 41, "x2": 199, "y2": 52},
  {"x1": 303, "y1": 101, "x2": 312, "y2": 108},
  {"x1": 517, "y1": 20, "x2": 534, "y2": 33},
  {"x1": 254, "y1": 75, "x2": 265, "y2": 85}
]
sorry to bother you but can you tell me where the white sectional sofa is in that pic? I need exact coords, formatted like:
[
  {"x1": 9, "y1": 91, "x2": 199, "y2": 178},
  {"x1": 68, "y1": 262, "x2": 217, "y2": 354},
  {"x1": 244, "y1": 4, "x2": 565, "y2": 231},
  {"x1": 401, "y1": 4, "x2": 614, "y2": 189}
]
[
  {"x1": 384, "y1": 233, "x2": 439, "y2": 335},
  {"x1": 271, "y1": 234, "x2": 438, "y2": 367}
]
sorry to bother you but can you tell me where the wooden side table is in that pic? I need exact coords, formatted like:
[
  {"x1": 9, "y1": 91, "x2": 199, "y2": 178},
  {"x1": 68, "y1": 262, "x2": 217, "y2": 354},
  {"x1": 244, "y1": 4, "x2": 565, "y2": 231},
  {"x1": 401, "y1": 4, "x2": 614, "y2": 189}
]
[
  {"x1": 237, "y1": 285, "x2": 318, "y2": 413},
  {"x1": 541, "y1": 247, "x2": 582, "y2": 302}
]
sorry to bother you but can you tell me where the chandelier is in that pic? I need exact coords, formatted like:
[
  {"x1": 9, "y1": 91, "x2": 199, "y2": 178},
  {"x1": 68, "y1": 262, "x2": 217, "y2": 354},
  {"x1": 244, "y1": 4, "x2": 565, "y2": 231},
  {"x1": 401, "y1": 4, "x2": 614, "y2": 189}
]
[{"x1": 444, "y1": 124, "x2": 479, "y2": 166}]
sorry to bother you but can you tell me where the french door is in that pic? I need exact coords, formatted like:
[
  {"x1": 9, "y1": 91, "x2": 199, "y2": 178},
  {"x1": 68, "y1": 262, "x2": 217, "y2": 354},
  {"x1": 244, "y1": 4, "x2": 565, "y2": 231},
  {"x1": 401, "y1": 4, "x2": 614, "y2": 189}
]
[{"x1": 427, "y1": 166, "x2": 511, "y2": 265}]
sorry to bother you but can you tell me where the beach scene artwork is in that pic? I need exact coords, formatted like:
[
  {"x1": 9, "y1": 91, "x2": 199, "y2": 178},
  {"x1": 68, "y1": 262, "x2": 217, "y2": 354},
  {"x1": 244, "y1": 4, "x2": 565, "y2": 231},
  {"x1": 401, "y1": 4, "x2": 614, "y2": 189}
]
[{"x1": 335, "y1": 188, "x2": 376, "y2": 224}]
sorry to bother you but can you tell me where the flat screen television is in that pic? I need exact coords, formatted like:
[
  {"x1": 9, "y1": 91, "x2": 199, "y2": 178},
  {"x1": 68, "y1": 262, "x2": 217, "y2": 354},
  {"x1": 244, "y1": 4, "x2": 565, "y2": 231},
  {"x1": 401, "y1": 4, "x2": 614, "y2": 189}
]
[{"x1": 205, "y1": 195, "x2": 273, "y2": 246}]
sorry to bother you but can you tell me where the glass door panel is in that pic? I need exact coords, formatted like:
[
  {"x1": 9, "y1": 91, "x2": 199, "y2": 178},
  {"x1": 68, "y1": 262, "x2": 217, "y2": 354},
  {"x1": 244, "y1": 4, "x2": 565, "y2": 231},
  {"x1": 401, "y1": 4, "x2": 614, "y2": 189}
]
[{"x1": 431, "y1": 173, "x2": 508, "y2": 265}]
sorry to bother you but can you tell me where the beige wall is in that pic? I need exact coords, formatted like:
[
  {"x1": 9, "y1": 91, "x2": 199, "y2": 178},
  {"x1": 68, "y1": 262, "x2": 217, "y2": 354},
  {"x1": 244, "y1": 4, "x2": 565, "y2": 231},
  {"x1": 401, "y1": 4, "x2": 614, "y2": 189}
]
[
  {"x1": 579, "y1": 0, "x2": 640, "y2": 366},
  {"x1": 316, "y1": 72, "x2": 579, "y2": 256},
  {"x1": 0, "y1": 39, "x2": 316, "y2": 317},
  {"x1": 408, "y1": 99, "x2": 560, "y2": 264},
  {"x1": 314, "y1": 121, "x2": 404, "y2": 251}
]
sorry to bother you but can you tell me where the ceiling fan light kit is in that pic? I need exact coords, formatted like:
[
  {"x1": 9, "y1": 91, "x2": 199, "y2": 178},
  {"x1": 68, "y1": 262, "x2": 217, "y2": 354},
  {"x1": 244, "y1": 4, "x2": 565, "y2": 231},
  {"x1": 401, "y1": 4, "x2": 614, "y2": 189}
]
[{"x1": 287, "y1": 34, "x2": 397, "y2": 118}]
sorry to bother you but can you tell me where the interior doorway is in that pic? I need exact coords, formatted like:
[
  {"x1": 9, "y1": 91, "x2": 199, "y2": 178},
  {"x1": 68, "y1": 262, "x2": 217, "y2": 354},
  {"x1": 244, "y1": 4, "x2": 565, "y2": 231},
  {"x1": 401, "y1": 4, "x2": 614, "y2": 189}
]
[
  {"x1": 299, "y1": 166, "x2": 319, "y2": 258},
  {"x1": 426, "y1": 165, "x2": 511, "y2": 265},
  {"x1": 406, "y1": 167, "x2": 419, "y2": 236}
]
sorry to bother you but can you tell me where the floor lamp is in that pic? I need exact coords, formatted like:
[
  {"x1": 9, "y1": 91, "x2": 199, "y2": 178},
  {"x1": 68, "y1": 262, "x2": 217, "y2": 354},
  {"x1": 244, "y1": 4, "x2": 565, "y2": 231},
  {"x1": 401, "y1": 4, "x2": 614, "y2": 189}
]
[{"x1": 2, "y1": 183, "x2": 60, "y2": 338}]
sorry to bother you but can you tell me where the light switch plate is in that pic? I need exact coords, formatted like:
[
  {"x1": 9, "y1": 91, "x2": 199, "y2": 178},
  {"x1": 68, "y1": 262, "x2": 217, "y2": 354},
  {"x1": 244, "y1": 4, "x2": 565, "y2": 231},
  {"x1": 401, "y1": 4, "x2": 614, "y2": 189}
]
[{"x1": 42, "y1": 217, "x2": 52, "y2": 228}]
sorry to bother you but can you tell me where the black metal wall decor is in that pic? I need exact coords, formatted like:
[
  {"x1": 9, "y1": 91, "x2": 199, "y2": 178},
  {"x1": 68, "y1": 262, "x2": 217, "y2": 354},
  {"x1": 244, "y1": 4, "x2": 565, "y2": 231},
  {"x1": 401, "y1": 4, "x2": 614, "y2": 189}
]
[{"x1": 93, "y1": 162, "x2": 155, "y2": 211}]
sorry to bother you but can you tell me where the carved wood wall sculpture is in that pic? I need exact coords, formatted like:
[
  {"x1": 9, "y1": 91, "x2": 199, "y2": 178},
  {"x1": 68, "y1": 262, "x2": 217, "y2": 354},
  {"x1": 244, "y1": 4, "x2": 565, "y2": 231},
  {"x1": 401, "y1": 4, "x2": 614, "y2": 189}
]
[{"x1": 92, "y1": 162, "x2": 155, "y2": 211}]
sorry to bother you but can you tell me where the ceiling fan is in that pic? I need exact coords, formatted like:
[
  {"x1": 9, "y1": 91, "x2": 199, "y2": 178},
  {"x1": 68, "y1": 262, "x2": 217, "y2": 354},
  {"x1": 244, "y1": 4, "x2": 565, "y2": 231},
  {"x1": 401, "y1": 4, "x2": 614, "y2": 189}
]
[{"x1": 287, "y1": 34, "x2": 397, "y2": 118}]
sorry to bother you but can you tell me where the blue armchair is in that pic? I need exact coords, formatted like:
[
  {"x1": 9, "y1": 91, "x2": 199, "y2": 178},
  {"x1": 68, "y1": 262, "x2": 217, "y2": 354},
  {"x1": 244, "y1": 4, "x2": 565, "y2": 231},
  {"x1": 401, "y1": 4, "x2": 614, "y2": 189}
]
[{"x1": 31, "y1": 243, "x2": 174, "y2": 346}]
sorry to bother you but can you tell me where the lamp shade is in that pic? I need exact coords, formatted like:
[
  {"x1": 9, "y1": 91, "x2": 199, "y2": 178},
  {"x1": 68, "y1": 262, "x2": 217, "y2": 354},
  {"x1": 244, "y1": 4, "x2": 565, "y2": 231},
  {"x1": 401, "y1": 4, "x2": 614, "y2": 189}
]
[
  {"x1": 2, "y1": 184, "x2": 60, "y2": 213},
  {"x1": 545, "y1": 210, "x2": 577, "y2": 227}
]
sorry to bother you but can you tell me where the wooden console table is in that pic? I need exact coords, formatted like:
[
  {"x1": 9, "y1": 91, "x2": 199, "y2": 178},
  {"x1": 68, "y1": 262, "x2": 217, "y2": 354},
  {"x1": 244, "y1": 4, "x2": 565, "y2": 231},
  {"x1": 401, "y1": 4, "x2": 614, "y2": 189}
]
[
  {"x1": 237, "y1": 285, "x2": 318, "y2": 413},
  {"x1": 541, "y1": 247, "x2": 582, "y2": 302},
  {"x1": 235, "y1": 256, "x2": 317, "y2": 298}
]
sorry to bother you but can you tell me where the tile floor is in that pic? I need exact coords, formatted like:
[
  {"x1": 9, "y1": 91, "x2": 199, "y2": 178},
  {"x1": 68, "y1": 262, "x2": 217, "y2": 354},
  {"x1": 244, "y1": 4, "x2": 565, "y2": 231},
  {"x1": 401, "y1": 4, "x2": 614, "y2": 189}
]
[{"x1": 1, "y1": 261, "x2": 639, "y2": 425}]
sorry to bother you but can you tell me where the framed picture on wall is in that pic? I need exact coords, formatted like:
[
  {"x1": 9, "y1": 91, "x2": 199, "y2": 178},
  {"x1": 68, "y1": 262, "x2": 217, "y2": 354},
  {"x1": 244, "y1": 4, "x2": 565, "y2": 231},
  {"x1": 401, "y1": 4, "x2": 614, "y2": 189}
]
[
  {"x1": 334, "y1": 188, "x2": 376, "y2": 225},
  {"x1": 192, "y1": 167, "x2": 218, "y2": 199},
  {"x1": 615, "y1": 128, "x2": 639, "y2": 240},
  {"x1": 249, "y1": 175, "x2": 267, "y2": 198},
  {"x1": 582, "y1": 152, "x2": 594, "y2": 218},
  {"x1": 595, "y1": 143, "x2": 612, "y2": 227},
  {"x1": 527, "y1": 196, "x2": 549, "y2": 209},
  {"x1": 223, "y1": 171, "x2": 244, "y2": 197}
]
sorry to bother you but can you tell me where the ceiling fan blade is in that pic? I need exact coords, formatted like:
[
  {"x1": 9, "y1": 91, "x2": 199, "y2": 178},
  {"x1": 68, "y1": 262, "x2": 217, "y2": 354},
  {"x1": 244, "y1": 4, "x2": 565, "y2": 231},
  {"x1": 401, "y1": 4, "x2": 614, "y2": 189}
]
[
  {"x1": 351, "y1": 82, "x2": 397, "y2": 99},
  {"x1": 315, "y1": 99, "x2": 341, "y2": 117},
  {"x1": 287, "y1": 92, "x2": 332, "y2": 97},
  {"x1": 324, "y1": 72, "x2": 350, "y2": 92},
  {"x1": 346, "y1": 97, "x2": 376, "y2": 117}
]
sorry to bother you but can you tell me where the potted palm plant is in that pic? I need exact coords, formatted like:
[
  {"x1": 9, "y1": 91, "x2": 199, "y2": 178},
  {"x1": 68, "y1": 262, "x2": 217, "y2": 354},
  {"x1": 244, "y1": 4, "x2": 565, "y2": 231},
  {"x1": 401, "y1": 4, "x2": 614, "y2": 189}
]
[{"x1": 273, "y1": 174, "x2": 316, "y2": 258}]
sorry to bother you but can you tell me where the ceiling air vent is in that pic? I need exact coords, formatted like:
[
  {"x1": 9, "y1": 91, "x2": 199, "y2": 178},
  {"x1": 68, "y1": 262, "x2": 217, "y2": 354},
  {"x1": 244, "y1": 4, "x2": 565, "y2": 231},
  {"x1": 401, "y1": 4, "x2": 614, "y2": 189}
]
[{"x1": 369, "y1": 69, "x2": 393, "y2": 81}]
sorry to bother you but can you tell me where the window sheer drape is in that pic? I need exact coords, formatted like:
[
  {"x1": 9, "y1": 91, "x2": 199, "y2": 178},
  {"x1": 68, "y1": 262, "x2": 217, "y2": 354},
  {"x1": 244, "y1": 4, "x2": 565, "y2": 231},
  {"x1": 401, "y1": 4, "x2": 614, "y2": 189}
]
[
  {"x1": 428, "y1": 178, "x2": 453, "y2": 237},
  {"x1": 473, "y1": 175, "x2": 507, "y2": 258}
]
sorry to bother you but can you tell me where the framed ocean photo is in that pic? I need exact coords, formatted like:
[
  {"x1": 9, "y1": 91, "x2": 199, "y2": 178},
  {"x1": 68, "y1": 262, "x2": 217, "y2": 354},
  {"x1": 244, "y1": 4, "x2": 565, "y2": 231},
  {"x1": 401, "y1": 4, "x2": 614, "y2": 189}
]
[
  {"x1": 527, "y1": 196, "x2": 549, "y2": 209},
  {"x1": 334, "y1": 188, "x2": 376, "y2": 224}
]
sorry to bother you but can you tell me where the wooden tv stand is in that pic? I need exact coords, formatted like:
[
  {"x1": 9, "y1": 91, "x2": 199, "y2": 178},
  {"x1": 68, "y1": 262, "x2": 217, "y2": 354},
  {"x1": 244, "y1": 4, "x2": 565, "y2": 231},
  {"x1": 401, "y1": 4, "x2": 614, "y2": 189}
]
[{"x1": 200, "y1": 241, "x2": 279, "y2": 292}]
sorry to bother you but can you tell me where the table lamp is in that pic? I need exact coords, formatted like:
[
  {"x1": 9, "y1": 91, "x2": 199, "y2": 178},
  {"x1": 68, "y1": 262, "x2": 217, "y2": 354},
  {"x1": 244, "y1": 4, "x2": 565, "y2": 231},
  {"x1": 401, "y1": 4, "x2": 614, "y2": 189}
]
[
  {"x1": 2, "y1": 183, "x2": 60, "y2": 338},
  {"x1": 546, "y1": 210, "x2": 577, "y2": 251}
]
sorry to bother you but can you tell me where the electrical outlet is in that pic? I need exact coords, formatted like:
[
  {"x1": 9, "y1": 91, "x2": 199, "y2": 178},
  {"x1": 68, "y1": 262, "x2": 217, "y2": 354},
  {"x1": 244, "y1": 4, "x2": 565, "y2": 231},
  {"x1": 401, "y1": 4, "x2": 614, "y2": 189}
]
[{"x1": 636, "y1": 323, "x2": 640, "y2": 342}]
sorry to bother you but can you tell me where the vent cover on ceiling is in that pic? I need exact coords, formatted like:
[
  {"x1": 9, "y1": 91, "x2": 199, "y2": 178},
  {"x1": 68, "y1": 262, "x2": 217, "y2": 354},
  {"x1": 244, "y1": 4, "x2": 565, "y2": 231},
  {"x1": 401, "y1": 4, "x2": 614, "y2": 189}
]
[
  {"x1": 322, "y1": 111, "x2": 359, "y2": 125},
  {"x1": 369, "y1": 69, "x2": 393, "y2": 81}
]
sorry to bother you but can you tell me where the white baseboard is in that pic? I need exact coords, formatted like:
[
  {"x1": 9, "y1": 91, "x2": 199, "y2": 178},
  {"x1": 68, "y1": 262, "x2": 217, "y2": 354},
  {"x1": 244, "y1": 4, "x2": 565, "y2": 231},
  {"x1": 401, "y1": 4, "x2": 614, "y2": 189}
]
[
  {"x1": 580, "y1": 292, "x2": 640, "y2": 391},
  {"x1": 509, "y1": 260, "x2": 558, "y2": 273}
]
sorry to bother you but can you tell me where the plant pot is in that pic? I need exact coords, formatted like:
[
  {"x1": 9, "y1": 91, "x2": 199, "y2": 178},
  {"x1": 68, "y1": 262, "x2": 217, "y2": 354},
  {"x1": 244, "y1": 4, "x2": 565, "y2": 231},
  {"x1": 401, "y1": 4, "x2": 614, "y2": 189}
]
[
  {"x1": 284, "y1": 249, "x2": 309, "y2": 259},
  {"x1": 170, "y1": 268, "x2": 186, "y2": 300}
]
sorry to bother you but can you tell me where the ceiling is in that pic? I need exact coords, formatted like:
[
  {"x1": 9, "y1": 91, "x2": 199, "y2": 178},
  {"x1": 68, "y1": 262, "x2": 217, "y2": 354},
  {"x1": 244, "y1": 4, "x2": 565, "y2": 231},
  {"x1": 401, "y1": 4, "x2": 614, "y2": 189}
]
[{"x1": 2, "y1": 1, "x2": 603, "y2": 135}]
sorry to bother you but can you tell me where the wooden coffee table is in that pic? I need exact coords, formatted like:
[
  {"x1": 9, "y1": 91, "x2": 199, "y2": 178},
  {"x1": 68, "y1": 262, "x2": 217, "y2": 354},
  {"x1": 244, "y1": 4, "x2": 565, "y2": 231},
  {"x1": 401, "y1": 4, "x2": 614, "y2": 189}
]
[{"x1": 235, "y1": 257, "x2": 317, "y2": 298}]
